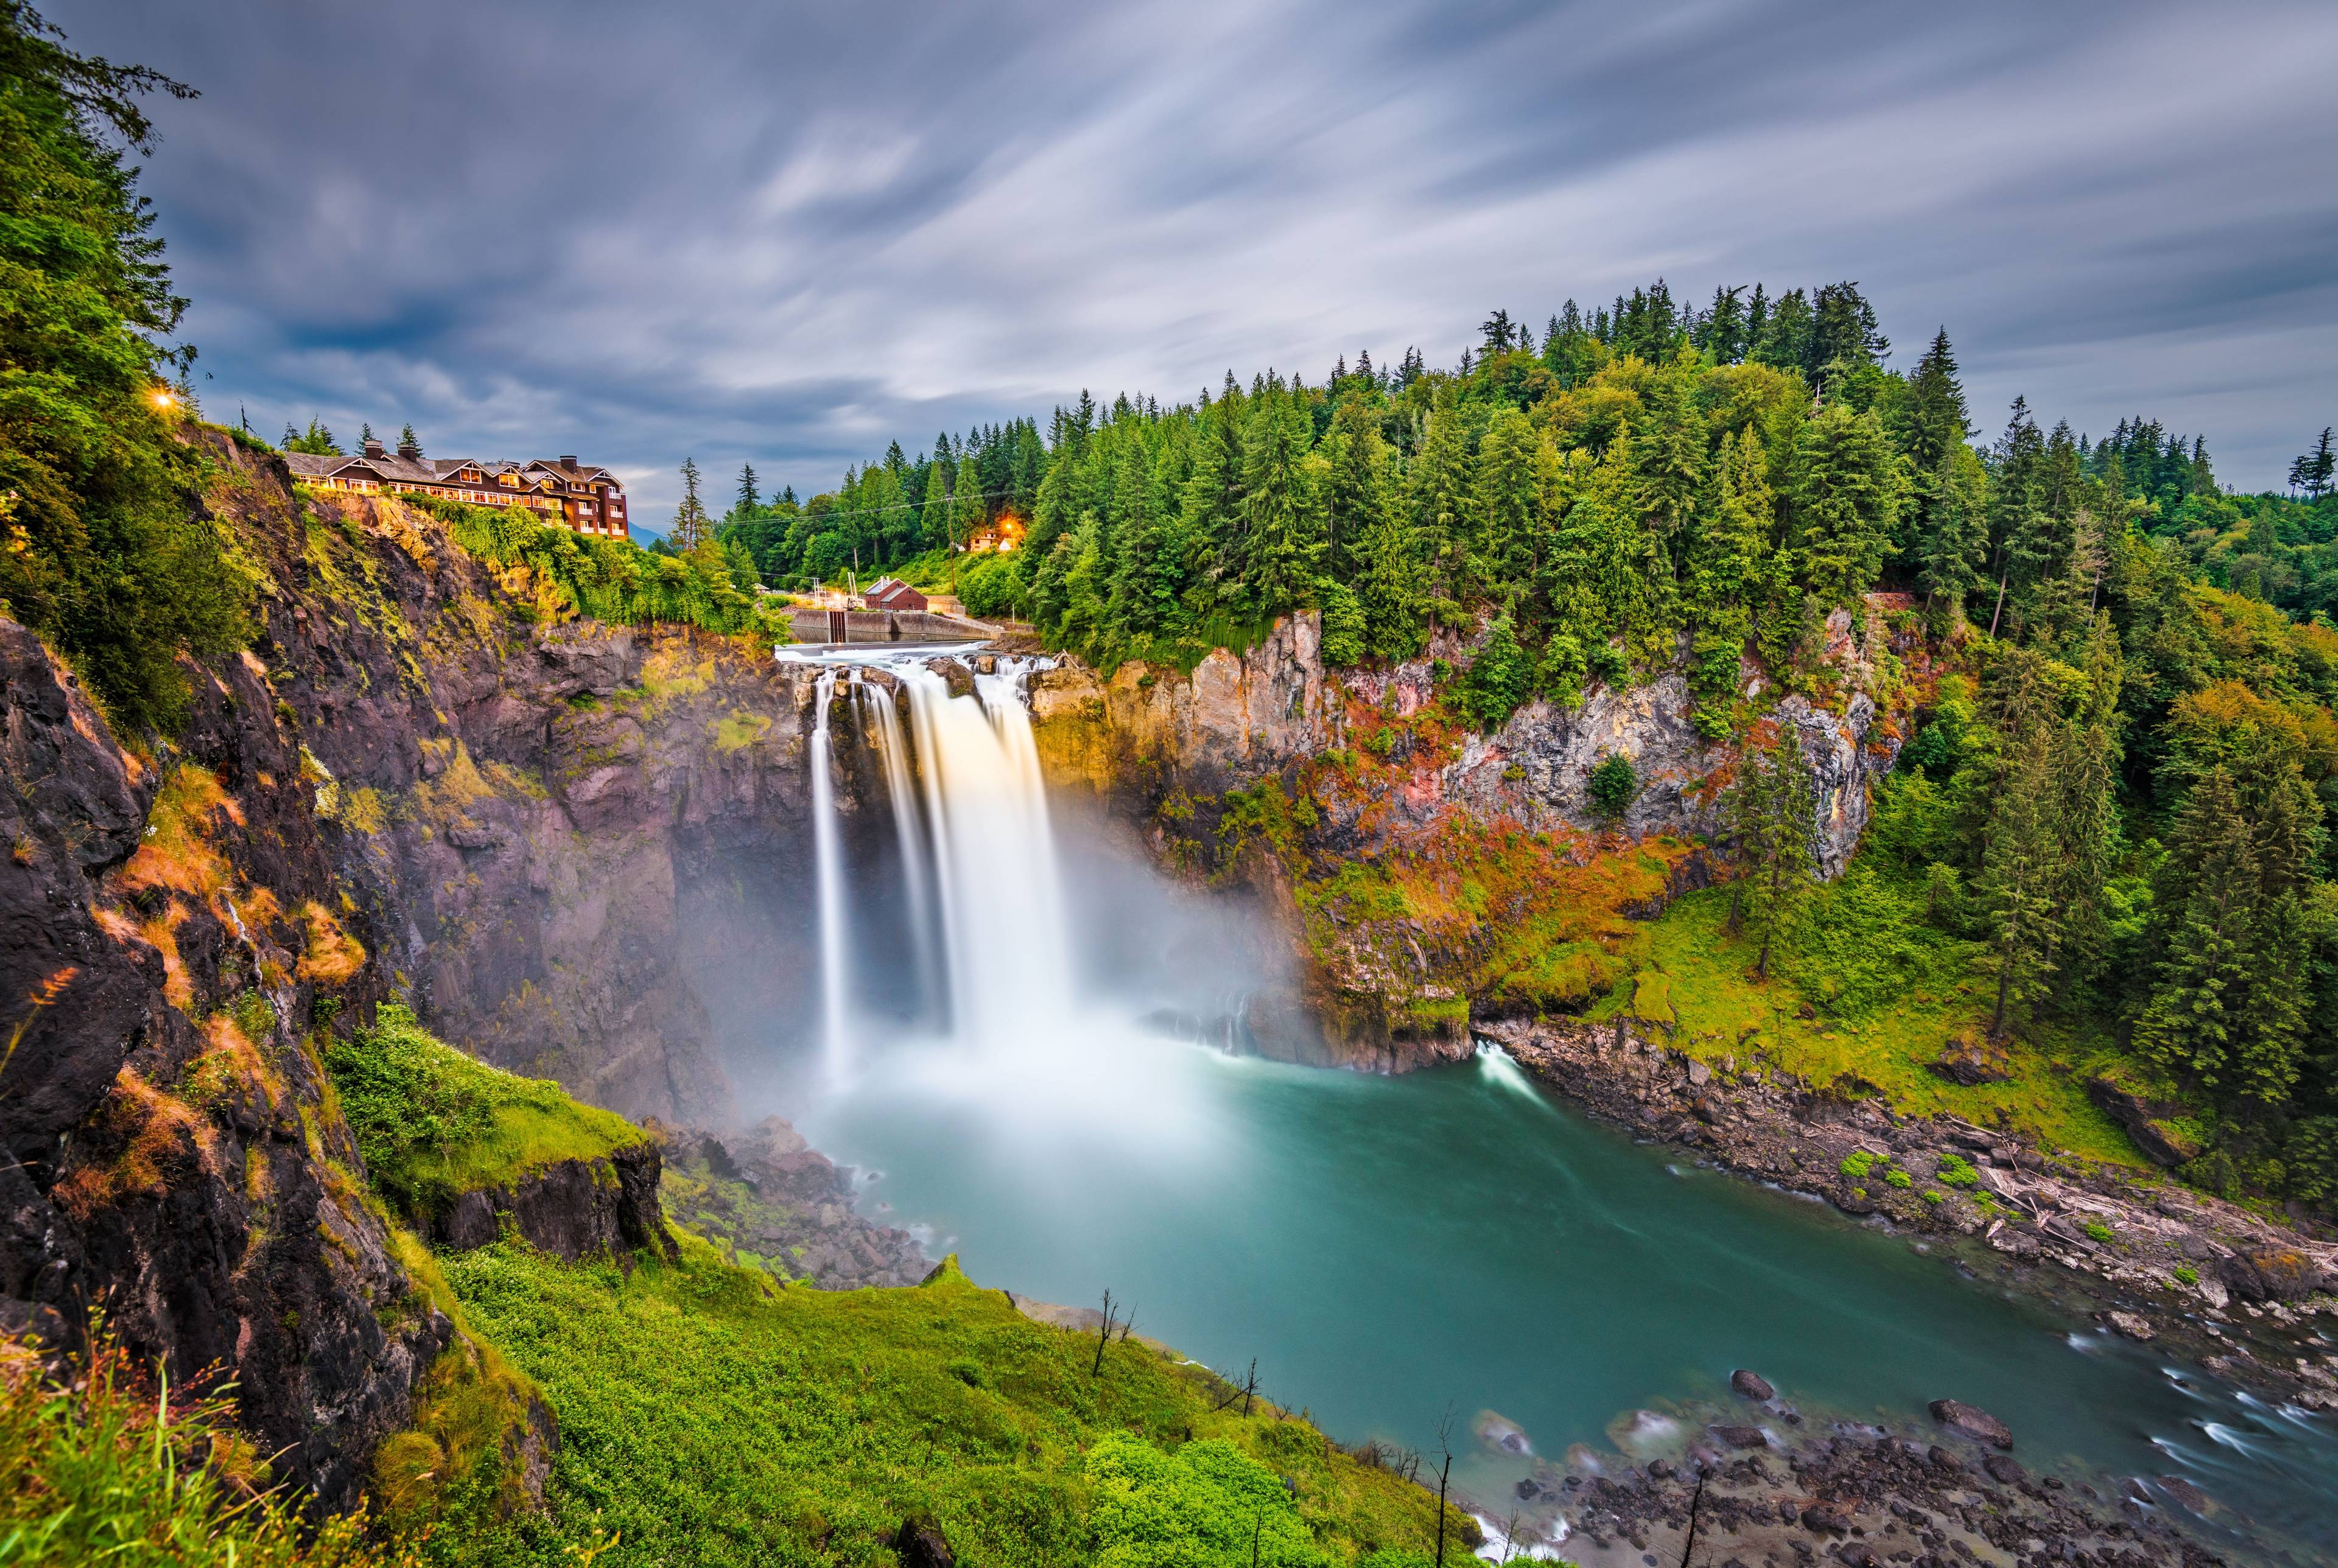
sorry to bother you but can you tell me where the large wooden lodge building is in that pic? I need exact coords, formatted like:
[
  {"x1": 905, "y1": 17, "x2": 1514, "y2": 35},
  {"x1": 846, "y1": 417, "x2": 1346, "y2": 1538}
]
[{"x1": 283, "y1": 435, "x2": 629, "y2": 537}]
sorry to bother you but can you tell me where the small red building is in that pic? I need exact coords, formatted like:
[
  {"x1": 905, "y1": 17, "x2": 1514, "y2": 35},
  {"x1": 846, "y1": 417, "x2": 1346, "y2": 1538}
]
[{"x1": 863, "y1": 578, "x2": 928, "y2": 612}]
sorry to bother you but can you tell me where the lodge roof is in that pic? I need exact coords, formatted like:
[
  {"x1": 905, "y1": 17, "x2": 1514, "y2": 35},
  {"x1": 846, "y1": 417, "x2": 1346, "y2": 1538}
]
[{"x1": 282, "y1": 449, "x2": 621, "y2": 494}]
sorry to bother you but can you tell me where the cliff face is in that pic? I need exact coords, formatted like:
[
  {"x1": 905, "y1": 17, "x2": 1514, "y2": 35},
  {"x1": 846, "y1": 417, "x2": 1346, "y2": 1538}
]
[
  {"x1": 0, "y1": 616, "x2": 448, "y2": 1510},
  {"x1": 1027, "y1": 603, "x2": 1921, "y2": 1066},
  {"x1": 1033, "y1": 605, "x2": 1912, "y2": 877},
  {"x1": 0, "y1": 437, "x2": 827, "y2": 1504}
]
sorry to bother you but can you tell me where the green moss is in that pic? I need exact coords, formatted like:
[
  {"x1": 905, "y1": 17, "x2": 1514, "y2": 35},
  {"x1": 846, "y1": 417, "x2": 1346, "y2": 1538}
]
[
  {"x1": 1838, "y1": 1150, "x2": 1878, "y2": 1180},
  {"x1": 1884, "y1": 1168, "x2": 1914, "y2": 1189},
  {"x1": 322, "y1": 1004, "x2": 645, "y2": 1220},
  {"x1": 2083, "y1": 1220, "x2": 2115, "y2": 1244}
]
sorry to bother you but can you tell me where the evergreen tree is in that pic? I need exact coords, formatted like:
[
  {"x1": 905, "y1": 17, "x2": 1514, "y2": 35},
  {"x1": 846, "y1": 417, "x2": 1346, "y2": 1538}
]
[
  {"x1": 1725, "y1": 727, "x2": 1818, "y2": 980},
  {"x1": 1471, "y1": 407, "x2": 1542, "y2": 597},
  {"x1": 1791, "y1": 402, "x2": 1898, "y2": 603},
  {"x1": 1353, "y1": 493, "x2": 1427, "y2": 661},
  {"x1": 398, "y1": 422, "x2": 420, "y2": 453},
  {"x1": 1982, "y1": 398, "x2": 2043, "y2": 635},
  {"x1": 735, "y1": 462, "x2": 759, "y2": 519},
  {"x1": 1684, "y1": 430, "x2": 1774, "y2": 733},
  {"x1": 1408, "y1": 385, "x2": 1475, "y2": 626},
  {"x1": 1236, "y1": 392, "x2": 1322, "y2": 618},
  {"x1": 1320, "y1": 396, "x2": 1390, "y2": 581},
  {"x1": 2289, "y1": 427, "x2": 2336, "y2": 499},
  {"x1": 672, "y1": 457, "x2": 710, "y2": 550}
]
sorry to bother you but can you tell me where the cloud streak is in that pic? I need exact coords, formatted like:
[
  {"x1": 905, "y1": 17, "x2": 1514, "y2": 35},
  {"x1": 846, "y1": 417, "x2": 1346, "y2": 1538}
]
[{"x1": 54, "y1": 0, "x2": 2338, "y2": 516}]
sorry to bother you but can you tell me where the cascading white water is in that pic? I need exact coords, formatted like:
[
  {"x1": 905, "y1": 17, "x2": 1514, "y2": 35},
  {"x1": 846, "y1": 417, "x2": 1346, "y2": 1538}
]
[
  {"x1": 783, "y1": 647, "x2": 1078, "y2": 1062},
  {"x1": 865, "y1": 684, "x2": 940, "y2": 1022},
  {"x1": 807, "y1": 668, "x2": 855, "y2": 1084},
  {"x1": 892, "y1": 659, "x2": 1076, "y2": 1051}
]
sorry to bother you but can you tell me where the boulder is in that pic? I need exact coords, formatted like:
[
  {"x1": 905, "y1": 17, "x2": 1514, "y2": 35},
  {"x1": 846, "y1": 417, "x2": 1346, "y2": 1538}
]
[
  {"x1": 1710, "y1": 1424, "x2": 1769, "y2": 1450},
  {"x1": 1928, "y1": 1399, "x2": 2013, "y2": 1449},
  {"x1": 1730, "y1": 1368, "x2": 1776, "y2": 1402},
  {"x1": 1800, "y1": 1503, "x2": 1853, "y2": 1535},
  {"x1": 2156, "y1": 1475, "x2": 2209, "y2": 1513},
  {"x1": 1981, "y1": 1454, "x2": 2026, "y2": 1486},
  {"x1": 894, "y1": 1511, "x2": 955, "y2": 1568},
  {"x1": 925, "y1": 657, "x2": 976, "y2": 701},
  {"x1": 2083, "y1": 1073, "x2": 2200, "y2": 1168},
  {"x1": 2227, "y1": 1245, "x2": 2317, "y2": 1303},
  {"x1": 2104, "y1": 1310, "x2": 2155, "y2": 1342},
  {"x1": 1929, "y1": 1030, "x2": 2012, "y2": 1086}
]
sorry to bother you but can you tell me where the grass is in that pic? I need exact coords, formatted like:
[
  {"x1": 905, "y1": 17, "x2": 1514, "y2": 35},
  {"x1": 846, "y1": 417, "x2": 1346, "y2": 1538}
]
[
  {"x1": 1593, "y1": 882, "x2": 2144, "y2": 1165},
  {"x1": 426, "y1": 1241, "x2": 1459, "y2": 1567},
  {"x1": 0, "y1": 1320, "x2": 391, "y2": 1566},
  {"x1": 322, "y1": 1004, "x2": 647, "y2": 1221}
]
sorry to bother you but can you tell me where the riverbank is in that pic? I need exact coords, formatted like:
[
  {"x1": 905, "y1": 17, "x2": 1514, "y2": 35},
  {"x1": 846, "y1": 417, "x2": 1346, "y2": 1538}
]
[
  {"x1": 1481, "y1": 1016, "x2": 2338, "y2": 1415},
  {"x1": 1504, "y1": 1385, "x2": 2233, "y2": 1568}
]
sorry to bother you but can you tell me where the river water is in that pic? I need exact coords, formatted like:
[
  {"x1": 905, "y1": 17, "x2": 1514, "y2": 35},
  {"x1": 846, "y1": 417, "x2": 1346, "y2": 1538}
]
[{"x1": 773, "y1": 646, "x2": 2338, "y2": 1560}]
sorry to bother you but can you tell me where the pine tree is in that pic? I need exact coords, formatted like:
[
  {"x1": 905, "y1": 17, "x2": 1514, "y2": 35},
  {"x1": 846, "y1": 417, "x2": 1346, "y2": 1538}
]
[
  {"x1": 1321, "y1": 397, "x2": 1390, "y2": 581},
  {"x1": 1790, "y1": 402, "x2": 1898, "y2": 603},
  {"x1": 1409, "y1": 385, "x2": 1475, "y2": 626},
  {"x1": 672, "y1": 457, "x2": 710, "y2": 550},
  {"x1": 917, "y1": 461, "x2": 952, "y2": 553},
  {"x1": 952, "y1": 453, "x2": 987, "y2": 549},
  {"x1": 2289, "y1": 427, "x2": 2336, "y2": 499},
  {"x1": 2133, "y1": 767, "x2": 2256, "y2": 1090},
  {"x1": 1685, "y1": 430, "x2": 1773, "y2": 733},
  {"x1": 1725, "y1": 728, "x2": 1818, "y2": 980},
  {"x1": 1916, "y1": 443, "x2": 1989, "y2": 627},
  {"x1": 1353, "y1": 495, "x2": 1427, "y2": 661},
  {"x1": 1471, "y1": 408, "x2": 1541, "y2": 598},
  {"x1": 1237, "y1": 393, "x2": 1322, "y2": 618},
  {"x1": 359, "y1": 421, "x2": 374, "y2": 447},
  {"x1": 398, "y1": 422, "x2": 419, "y2": 455},
  {"x1": 735, "y1": 462, "x2": 760, "y2": 519},
  {"x1": 1982, "y1": 399, "x2": 2042, "y2": 635}
]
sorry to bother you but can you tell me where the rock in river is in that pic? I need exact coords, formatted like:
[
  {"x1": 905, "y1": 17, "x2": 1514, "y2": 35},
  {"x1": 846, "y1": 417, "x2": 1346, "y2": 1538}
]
[
  {"x1": 1730, "y1": 1368, "x2": 1775, "y2": 1401},
  {"x1": 1929, "y1": 1398, "x2": 2013, "y2": 1449}
]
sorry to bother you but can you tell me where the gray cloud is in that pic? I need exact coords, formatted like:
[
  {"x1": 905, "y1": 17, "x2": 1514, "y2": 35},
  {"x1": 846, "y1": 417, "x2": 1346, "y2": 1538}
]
[{"x1": 51, "y1": 0, "x2": 2338, "y2": 516}]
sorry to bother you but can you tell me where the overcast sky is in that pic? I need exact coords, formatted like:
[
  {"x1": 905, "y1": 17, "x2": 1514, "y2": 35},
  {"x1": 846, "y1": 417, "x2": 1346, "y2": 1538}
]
[{"x1": 52, "y1": 0, "x2": 2338, "y2": 520}]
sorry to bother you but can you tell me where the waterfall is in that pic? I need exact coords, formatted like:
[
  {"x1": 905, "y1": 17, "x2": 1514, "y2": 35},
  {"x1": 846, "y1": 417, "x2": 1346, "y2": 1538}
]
[
  {"x1": 894, "y1": 658, "x2": 1075, "y2": 1051},
  {"x1": 784, "y1": 648, "x2": 1075, "y2": 1062},
  {"x1": 807, "y1": 667, "x2": 855, "y2": 1084},
  {"x1": 865, "y1": 683, "x2": 939, "y2": 1023}
]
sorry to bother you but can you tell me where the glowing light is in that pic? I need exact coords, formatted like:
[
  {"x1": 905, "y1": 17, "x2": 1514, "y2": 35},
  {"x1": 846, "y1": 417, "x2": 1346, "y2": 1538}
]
[{"x1": 152, "y1": 390, "x2": 176, "y2": 410}]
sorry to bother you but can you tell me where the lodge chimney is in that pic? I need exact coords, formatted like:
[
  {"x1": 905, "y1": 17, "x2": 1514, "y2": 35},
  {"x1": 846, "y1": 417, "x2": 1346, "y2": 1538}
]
[
  {"x1": 397, "y1": 436, "x2": 421, "y2": 458},
  {"x1": 363, "y1": 436, "x2": 386, "y2": 458},
  {"x1": 559, "y1": 455, "x2": 578, "y2": 468}
]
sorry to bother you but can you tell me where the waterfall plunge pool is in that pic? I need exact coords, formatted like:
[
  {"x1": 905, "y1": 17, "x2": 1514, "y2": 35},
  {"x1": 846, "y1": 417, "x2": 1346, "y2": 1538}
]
[{"x1": 766, "y1": 646, "x2": 2338, "y2": 1560}]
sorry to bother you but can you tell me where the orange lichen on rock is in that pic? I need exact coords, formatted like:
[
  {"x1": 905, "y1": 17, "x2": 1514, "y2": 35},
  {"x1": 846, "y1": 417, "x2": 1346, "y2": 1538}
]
[{"x1": 297, "y1": 900, "x2": 367, "y2": 985}]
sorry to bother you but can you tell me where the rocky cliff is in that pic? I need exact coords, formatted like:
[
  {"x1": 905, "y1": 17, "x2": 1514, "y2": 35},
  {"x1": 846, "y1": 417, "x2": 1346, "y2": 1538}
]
[
  {"x1": 1027, "y1": 602, "x2": 1923, "y2": 1066},
  {"x1": 0, "y1": 435, "x2": 854, "y2": 1505}
]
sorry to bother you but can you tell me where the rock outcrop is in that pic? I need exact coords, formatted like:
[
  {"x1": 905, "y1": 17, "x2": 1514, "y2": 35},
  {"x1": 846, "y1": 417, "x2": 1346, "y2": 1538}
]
[
  {"x1": 1030, "y1": 603, "x2": 1915, "y2": 878},
  {"x1": 426, "y1": 1142, "x2": 677, "y2": 1264}
]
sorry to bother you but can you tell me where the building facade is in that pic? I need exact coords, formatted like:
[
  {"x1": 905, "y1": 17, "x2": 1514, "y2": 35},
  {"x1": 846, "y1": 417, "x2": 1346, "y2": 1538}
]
[{"x1": 283, "y1": 437, "x2": 628, "y2": 538}]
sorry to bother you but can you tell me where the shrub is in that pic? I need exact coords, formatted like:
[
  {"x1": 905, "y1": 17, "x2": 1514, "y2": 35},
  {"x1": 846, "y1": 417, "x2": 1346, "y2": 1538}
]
[
  {"x1": 1884, "y1": 1168, "x2": 1913, "y2": 1189},
  {"x1": 1838, "y1": 1150, "x2": 1878, "y2": 1180},
  {"x1": 2173, "y1": 1265, "x2": 2200, "y2": 1287},
  {"x1": 1935, "y1": 1152, "x2": 1979, "y2": 1188},
  {"x1": 2082, "y1": 1220, "x2": 2114, "y2": 1244},
  {"x1": 1587, "y1": 753, "x2": 1638, "y2": 820}
]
